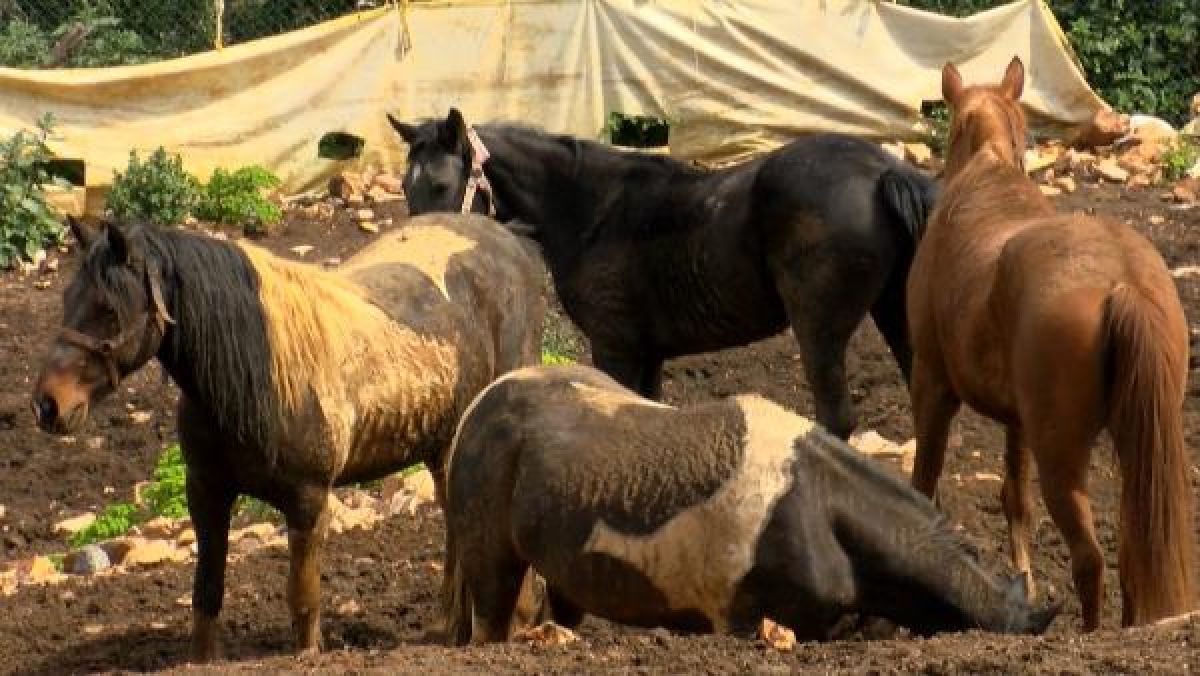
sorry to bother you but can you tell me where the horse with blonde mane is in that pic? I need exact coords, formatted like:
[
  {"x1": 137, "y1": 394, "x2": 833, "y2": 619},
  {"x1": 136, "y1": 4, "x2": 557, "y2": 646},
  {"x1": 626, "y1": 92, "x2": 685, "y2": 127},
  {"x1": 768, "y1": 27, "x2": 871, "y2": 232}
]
[
  {"x1": 32, "y1": 213, "x2": 545, "y2": 661},
  {"x1": 907, "y1": 56, "x2": 1195, "y2": 629}
]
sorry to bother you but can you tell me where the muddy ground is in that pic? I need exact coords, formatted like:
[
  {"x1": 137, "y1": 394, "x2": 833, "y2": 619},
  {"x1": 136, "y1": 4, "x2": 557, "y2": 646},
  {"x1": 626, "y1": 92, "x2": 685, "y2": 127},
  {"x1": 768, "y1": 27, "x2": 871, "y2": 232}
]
[{"x1": 1, "y1": 184, "x2": 1199, "y2": 674}]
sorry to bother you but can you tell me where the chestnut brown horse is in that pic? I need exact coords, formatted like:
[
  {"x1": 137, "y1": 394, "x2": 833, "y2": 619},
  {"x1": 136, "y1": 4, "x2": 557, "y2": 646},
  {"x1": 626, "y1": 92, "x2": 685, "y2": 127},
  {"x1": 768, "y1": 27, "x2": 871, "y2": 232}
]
[
  {"x1": 907, "y1": 56, "x2": 1195, "y2": 629},
  {"x1": 32, "y1": 213, "x2": 545, "y2": 661}
]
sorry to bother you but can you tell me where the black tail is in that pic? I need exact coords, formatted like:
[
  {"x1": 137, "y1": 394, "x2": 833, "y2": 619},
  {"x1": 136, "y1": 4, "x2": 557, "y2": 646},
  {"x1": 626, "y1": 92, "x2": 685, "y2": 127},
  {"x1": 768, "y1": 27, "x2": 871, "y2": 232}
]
[{"x1": 878, "y1": 166, "x2": 940, "y2": 242}]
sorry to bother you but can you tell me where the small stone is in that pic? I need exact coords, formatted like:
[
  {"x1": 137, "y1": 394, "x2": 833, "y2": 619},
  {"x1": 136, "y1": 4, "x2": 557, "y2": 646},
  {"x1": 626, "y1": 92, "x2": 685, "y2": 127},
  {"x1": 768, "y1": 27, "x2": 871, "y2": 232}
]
[
  {"x1": 176, "y1": 528, "x2": 196, "y2": 547},
  {"x1": 85, "y1": 437, "x2": 104, "y2": 450},
  {"x1": 290, "y1": 245, "x2": 314, "y2": 256},
  {"x1": 403, "y1": 469, "x2": 437, "y2": 504},
  {"x1": 759, "y1": 618, "x2": 796, "y2": 652},
  {"x1": 373, "y1": 174, "x2": 404, "y2": 194},
  {"x1": 972, "y1": 472, "x2": 1002, "y2": 483},
  {"x1": 346, "y1": 194, "x2": 366, "y2": 208},
  {"x1": 64, "y1": 545, "x2": 111, "y2": 575},
  {"x1": 53, "y1": 512, "x2": 97, "y2": 536},
  {"x1": 21, "y1": 556, "x2": 61, "y2": 584},
  {"x1": 323, "y1": 257, "x2": 342, "y2": 267},
  {"x1": 33, "y1": 280, "x2": 52, "y2": 290},
  {"x1": 879, "y1": 141, "x2": 905, "y2": 161},
  {"x1": 358, "y1": 221, "x2": 379, "y2": 234},
  {"x1": 1053, "y1": 176, "x2": 1076, "y2": 193},
  {"x1": 129, "y1": 411, "x2": 152, "y2": 424},
  {"x1": 1173, "y1": 180, "x2": 1198, "y2": 204},
  {"x1": 121, "y1": 538, "x2": 187, "y2": 568},
  {"x1": 512, "y1": 621, "x2": 579, "y2": 647},
  {"x1": 1093, "y1": 159, "x2": 1129, "y2": 183},
  {"x1": 354, "y1": 208, "x2": 375, "y2": 221},
  {"x1": 83, "y1": 624, "x2": 106, "y2": 635},
  {"x1": 176, "y1": 594, "x2": 192, "y2": 607},
  {"x1": 184, "y1": 216, "x2": 199, "y2": 227},
  {"x1": 335, "y1": 598, "x2": 362, "y2": 616},
  {"x1": 902, "y1": 142, "x2": 933, "y2": 167},
  {"x1": 1039, "y1": 185, "x2": 1062, "y2": 197},
  {"x1": 367, "y1": 186, "x2": 403, "y2": 204},
  {"x1": 329, "y1": 172, "x2": 365, "y2": 201},
  {"x1": 1070, "y1": 109, "x2": 1129, "y2": 149},
  {"x1": 149, "y1": 621, "x2": 168, "y2": 631},
  {"x1": 139, "y1": 516, "x2": 178, "y2": 540},
  {"x1": 1024, "y1": 147, "x2": 1059, "y2": 174},
  {"x1": 378, "y1": 218, "x2": 393, "y2": 227},
  {"x1": 43, "y1": 257, "x2": 59, "y2": 273},
  {"x1": 1150, "y1": 215, "x2": 1166, "y2": 225},
  {"x1": 0, "y1": 505, "x2": 5, "y2": 520}
]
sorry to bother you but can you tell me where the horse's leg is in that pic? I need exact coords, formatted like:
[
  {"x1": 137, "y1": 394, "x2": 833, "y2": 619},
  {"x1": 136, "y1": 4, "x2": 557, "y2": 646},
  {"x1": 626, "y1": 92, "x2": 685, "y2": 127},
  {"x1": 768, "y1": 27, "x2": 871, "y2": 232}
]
[
  {"x1": 1002, "y1": 425, "x2": 1037, "y2": 601},
  {"x1": 284, "y1": 486, "x2": 332, "y2": 654},
  {"x1": 187, "y1": 468, "x2": 236, "y2": 662},
  {"x1": 465, "y1": 544, "x2": 528, "y2": 643},
  {"x1": 909, "y1": 355, "x2": 961, "y2": 500}
]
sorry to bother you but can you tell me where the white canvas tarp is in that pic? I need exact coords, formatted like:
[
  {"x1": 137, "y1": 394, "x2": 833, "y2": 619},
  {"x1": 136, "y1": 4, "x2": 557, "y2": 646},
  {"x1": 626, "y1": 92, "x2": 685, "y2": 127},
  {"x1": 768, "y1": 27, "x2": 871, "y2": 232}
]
[{"x1": 0, "y1": 0, "x2": 1106, "y2": 211}]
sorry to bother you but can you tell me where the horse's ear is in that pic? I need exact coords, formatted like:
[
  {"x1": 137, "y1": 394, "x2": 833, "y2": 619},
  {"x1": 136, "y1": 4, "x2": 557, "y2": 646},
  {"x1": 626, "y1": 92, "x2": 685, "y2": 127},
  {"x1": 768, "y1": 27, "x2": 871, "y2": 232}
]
[
  {"x1": 1000, "y1": 55, "x2": 1025, "y2": 101},
  {"x1": 439, "y1": 107, "x2": 470, "y2": 159},
  {"x1": 387, "y1": 113, "x2": 420, "y2": 145},
  {"x1": 102, "y1": 222, "x2": 136, "y2": 265},
  {"x1": 65, "y1": 214, "x2": 97, "y2": 249},
  {"x1": 941, "y1": 62, "x2": 964, "y2": 107}
]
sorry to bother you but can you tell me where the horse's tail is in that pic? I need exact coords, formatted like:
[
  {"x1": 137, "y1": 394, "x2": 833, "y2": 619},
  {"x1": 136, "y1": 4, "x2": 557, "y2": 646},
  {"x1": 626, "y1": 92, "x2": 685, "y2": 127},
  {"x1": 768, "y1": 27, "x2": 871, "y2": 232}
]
[
  {"x1": 877, "y1": 165, "x2": 940, "y2": 243},
  {"x1": 1105, "y1": 283, "x2": 1196, "y2": 625},
  {"x1": 441, "y1": 521, "x2": 474, "y2": 645}
]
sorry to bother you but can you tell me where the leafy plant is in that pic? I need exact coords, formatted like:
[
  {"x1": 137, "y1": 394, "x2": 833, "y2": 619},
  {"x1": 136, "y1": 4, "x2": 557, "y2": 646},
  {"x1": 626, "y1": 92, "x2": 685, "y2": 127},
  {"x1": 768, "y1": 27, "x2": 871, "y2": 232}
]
[
  {"x1": 69, "y1": 503, "x2": 138, "y2": 548},
  {"x1": 106, "y1": 147, "x2": 200, "y2": 226},
  {"x1": 541, "y1": 351, "x2": 573, "y2": 366},
  {"x1": 0, "y1": 18, "x2": 51, "y2": 68},
  {"x1": 920, "y1": 101, "x2": 951, "y2": 155},
  {"x1": 1162, "y1": 139, "x2": 1199, "y2": 183},
  {"x1": 140, "y1": 444, "x2": 189, "y2": 519},
  {"x1": 604, "y1": 112, "x2": 670, "y2": 148},
  {"x1": 0, "y1": 113, "x2": 67, "y2": 268},
  {"x1": 194, "y1": 165, "x2": 283, "y2": 234}
]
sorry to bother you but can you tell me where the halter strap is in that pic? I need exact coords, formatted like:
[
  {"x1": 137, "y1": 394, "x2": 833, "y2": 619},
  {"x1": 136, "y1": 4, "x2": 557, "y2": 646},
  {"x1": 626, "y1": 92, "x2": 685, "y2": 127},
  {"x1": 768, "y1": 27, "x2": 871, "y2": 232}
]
[
  {"x1": 55, "y1": 264, "x2": 174, "y2": 388},
  {"x1": 462, "y1": 125, "x2": 497, "y2": 217}
]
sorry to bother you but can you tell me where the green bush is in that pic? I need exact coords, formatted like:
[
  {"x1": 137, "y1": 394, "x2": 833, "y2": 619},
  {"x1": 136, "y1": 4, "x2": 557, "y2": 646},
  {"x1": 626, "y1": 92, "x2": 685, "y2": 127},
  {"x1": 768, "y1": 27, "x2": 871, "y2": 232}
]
[
  {"x1": 69, "y1": 503, "x2": 138, "y2": 548},
  {"x1": 900, "y1": 1, "x2": 1200, "y2": 125},
  {"x1": 0, "y1": 19, "x2": 51, "y2": 69},
  {"x1": 140, "y1": 444, "x2": 189, "y2": 519},
  {"x1": 106, "y1": 147, "x2": 201, "y2": 226},
  {"x1": 194, "y1": 165, "x2": 283, "y2": 234},
  {"x1": 1162, "y1": 139, "x2": 1199, "y2": 183},
  {"x1": 0, "y1": 113, "x2": 67, "y2": 269}
]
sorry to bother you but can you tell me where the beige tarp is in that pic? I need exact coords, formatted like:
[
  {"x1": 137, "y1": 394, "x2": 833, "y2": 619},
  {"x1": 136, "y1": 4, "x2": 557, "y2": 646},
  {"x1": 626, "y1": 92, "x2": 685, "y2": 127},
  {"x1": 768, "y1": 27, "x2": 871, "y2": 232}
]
[{"x1": 0, "y1": 0, "x2": 1106, "y2": 213}]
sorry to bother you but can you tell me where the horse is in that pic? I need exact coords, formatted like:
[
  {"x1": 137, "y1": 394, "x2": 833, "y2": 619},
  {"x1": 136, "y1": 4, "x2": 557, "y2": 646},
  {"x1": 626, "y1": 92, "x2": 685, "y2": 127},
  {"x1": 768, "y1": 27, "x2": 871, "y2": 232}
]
[
  {"x1": 440, "y1": 364, "x2": 1060, "y2": 644},
  {"x1": 387, "y1": 109, "x2": 940, "y2": 440},
  {"x1": 31, "y1": 213, "x2": 545, "y2": 661},
  {"x1": 906, "y1": 56, "x2": 1196, "y2": 629}
]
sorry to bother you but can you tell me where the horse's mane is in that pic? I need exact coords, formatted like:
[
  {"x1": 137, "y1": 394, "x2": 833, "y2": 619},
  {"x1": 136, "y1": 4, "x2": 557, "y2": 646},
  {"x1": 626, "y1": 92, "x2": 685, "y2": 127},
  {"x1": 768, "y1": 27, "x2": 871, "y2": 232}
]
[{"x1": 82, "y1": 224, "x2": 280, "y2": 450}]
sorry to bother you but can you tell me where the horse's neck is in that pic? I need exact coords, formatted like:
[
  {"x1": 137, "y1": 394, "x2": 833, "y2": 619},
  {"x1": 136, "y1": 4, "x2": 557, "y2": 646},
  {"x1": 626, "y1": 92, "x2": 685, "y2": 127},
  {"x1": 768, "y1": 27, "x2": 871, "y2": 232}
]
[{"x1": 941, "y1": 150, "x2": 1051, "y2": 227}]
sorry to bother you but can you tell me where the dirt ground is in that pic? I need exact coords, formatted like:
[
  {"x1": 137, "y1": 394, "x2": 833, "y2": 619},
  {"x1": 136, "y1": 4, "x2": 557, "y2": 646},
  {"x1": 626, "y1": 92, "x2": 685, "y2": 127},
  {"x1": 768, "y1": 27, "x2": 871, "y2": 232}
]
[{"x1": 1, "y1": 183, "x2": 1199, "y2": 674}]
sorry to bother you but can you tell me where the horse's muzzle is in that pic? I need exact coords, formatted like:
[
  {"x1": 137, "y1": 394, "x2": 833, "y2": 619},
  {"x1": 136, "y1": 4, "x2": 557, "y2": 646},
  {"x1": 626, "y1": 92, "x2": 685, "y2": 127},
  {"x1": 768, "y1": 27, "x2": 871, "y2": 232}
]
[{"x1": 31, "y1": 390, "x2": 88, "y2": 434}]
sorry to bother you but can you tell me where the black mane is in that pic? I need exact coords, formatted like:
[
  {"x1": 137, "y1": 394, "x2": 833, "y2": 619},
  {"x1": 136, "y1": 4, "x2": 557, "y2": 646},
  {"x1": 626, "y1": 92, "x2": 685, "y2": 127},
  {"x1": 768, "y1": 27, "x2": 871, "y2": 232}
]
[{"x1": 81, "y1": 223, "x2": 278, "y2": 451}]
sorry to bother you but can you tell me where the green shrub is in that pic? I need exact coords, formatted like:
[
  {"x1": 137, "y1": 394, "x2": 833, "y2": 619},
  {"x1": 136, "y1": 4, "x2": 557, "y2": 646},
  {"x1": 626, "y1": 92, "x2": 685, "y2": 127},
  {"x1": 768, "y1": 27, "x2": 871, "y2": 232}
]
[
  {"x1": 194, "y1": 165, "x2": 283, "y2": 234},
  {"x1": 106, "y1": 147, "x2": 200, "y2": 226},
  {"x1": 140, "y1": 444, "x2": 189, "y2": 519},
  {"x1": 0, "y1": 113, "x2": 67, "y2": 268},
  {"x1": 604, "y1": 112, "x2": 670, "y2": 147},
  {"x1": 1162, "y1": 139, "x2": 1199, "y2": 183},
  {"x1": 69, "y1": 503, "x2": 138, "y2": 547},
  {"x1": 0, "y1": 19, "x2": 51, "y2": 68}
]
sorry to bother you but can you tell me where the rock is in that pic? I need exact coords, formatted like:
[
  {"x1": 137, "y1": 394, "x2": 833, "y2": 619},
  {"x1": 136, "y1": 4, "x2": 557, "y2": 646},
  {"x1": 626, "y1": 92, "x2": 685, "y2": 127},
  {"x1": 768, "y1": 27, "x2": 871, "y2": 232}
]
[
  {"x1": 1127, "y1": 114, "x2": 1178, "y2": 146},
  {"x1": 323, "y1": 257, "x2": 342, "y2": 267},
  {"x1": 329, "y1": 171, "x2": 364, "y2": 201},
  {"x1": 138, "y1": 516, "x2": 179, "y2": 539},
  {"x1": 33, "y1": 280, "x2": 52, "y2": 290},
  {"x1": 512, "y1": 621, "x2": 579, "y2": 647},
  {"x1": 759, "y1": 618, "x2": 796, "y2": 652},
  {"x1": 121, "y1": 537, "x2": 187, "y2": 568},
  {"x1": 1172, "y1": 178, "x2": 1199, "y2": 204},
  {"x1": 1093, "y1": 159, "x2": 1129, "y2": 183},
  {"x1": 325, "y1": 494, "x2": 380, "y2": 534},
  {"x1": 53, "y1": 512, "x2": 96, "y2": 536},
  {"x1": 128, "y1": 410, "x2": 152, "y2": 424},
  {"x1": 1070, "y1": 109, "x2": 1129, "y2": 149},
  {"x1": 879, "y1": 141, "x2": 906, "y2": 161},
  {"x1": 1171, "y1": 266, "x2": 1200, "y2": 279},
  {"x1": 289, "y1": 244, "x2": 314, "y2": 257},
  {"x1": 1024, "y1": 146, "x2": 1059, "y2": 174},
  {"x1": 85, "y1": 436, "x2": 105, "y2": 450},
  {"x1": 902, "y1": 142, "x2": 933, "y2": 167},
  {"x1": 0, "y1": 504, "x2": 5, "y2": 520},
  {"x1": 368, "y1": 186, "x2": 403, "y2": 204},
  {"x1": 354, "y1": 208, "x2": 375, "y2": 221},
  {"x1": 183, "y1": 216, "x2": 199, "y2": 227},
  {"x1": 358, "y1": 221, "x2": 379, "y2": 234},
  {"x1": 1053, "y1": 176, "x2": 1077, "y2": 193},
  {"x1": 972, "y1": 472, "x2": 1002, "y2": 483},
  {"x1": 64, "y1": 545, "x2": 111, "y2": 575},
  {"x1": 373, "y1": 174, "x2": 404, "y2": 194},
  {"x1": 231, "y1": 522, "x2": 279, "y2": 543},
  {"x1": 20, "y1": 556, "x2": 61, "y2": 584},
  {"x1": 1150, "y1": 215, "x2": 1166, "y2": 225},
  {"x1": 1039, "y1": 185, "x2": 1062, "y2": 197},
  {"x1": 403, "y1": 469, "x2": 437, "y2": 504},
  {"x1": 335, "y1": 598, "x2": 362, "y2": 616},
  {"x1": 42, "y1": 257, "x2": 59, "y2": 273},
  {"x1": 361, "y1": 165, "x2": 380, "y2": 191},
  {"x1": 346, "y1": 194, "x2": 366, "y2": 208},
  {"x1": 1128, "y1": 174, "x2": 1153, "y2": 190},
  {"x1": 176, "y1": 528, "x2": 196, "y2": 547},
  {"x1": 0, "y1": 569, "x2": 16, "y2": 595},
  {"x1": 341, "y1": 489, "x2": 378, "y2": 511},
  {"x1": 378, "y1": 218, "x2": 393, "y2": 228}
]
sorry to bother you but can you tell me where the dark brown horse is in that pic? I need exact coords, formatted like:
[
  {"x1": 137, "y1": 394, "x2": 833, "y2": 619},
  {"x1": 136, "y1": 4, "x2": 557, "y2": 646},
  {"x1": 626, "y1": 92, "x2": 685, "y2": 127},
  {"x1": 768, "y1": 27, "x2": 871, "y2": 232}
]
[
  {"x1": 442, "y1": 364, "x2": 1059, "y2": 643},
  {"x1": 32, "y1": 213, "x2": 545, "y2": 661},
  {"x1": 907, "y1": 57, "x2": 1195, "y2": 629},
  {"x1": 390, "y1": 111, "x2": 940, "y2": 440}
]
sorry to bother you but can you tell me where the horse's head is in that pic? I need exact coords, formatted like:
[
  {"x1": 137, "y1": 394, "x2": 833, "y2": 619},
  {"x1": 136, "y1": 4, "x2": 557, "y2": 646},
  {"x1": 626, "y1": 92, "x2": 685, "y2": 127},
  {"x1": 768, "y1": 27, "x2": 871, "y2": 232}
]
[
  {"x1": 941, "y1": 56, "x2": 1028, "y2": 177},
  {"x1": 388, "y1": 108, "x2": 490, "y2": 216},
  {"x1": 999, "y1": 574, "x2": 1061, "y2": 635},
  {"x1": 32, "y1": 217, "x2": 173, "y2": 434}
]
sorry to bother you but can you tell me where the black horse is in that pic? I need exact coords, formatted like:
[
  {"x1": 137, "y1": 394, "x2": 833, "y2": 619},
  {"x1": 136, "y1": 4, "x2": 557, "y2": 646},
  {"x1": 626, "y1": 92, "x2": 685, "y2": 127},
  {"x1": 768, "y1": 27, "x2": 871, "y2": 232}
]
[{"x1": 390, "y1": 109, "x2": 938, "y2": 438}]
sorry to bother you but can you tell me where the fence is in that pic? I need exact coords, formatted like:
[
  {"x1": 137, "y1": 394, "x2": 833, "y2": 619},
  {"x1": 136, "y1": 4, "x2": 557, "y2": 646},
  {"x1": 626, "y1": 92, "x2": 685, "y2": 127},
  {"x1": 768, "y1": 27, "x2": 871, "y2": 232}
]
[{"x1": 0, "y1": 0, "x2": 388, "y2": 68}]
